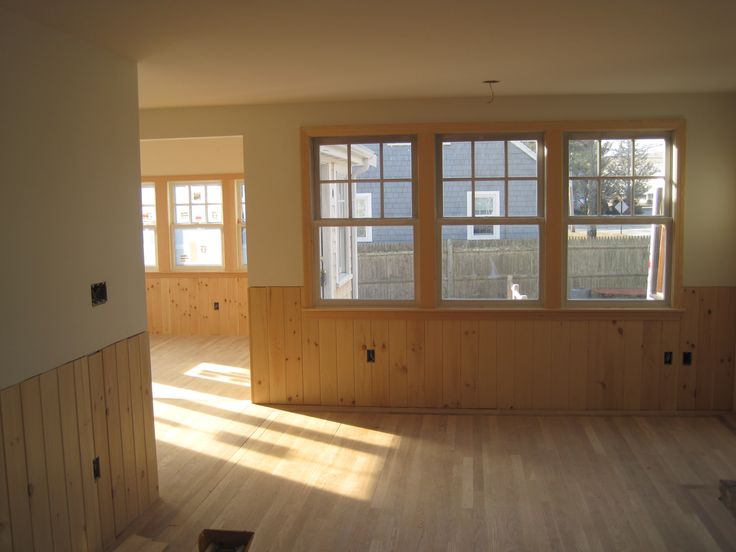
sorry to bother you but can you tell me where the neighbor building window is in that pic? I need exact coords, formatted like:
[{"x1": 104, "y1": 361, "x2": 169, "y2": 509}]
[
  {"x1": 141, "y1": 182, "x2": 157, "y2": 269},
  {"x1": 439, "y1": 137, "x2": 543, "y2": 302},
  {"x1": 566, "y1": 135, "x2": 672, "y2": 302},
  {"x1": 312, "y1": 138, "x2": 416, "y2": 302},
  {"x1": 237, "y1": 179, "x2": 248, "y2": 267},
  {"x1": 170, "y1": 180, "x2": 224, "y2": 268}
]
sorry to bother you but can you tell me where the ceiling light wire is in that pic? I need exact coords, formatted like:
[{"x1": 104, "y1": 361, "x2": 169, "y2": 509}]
[{"x1": 483, "y1": 80, "x2": 500, "y2": 103}]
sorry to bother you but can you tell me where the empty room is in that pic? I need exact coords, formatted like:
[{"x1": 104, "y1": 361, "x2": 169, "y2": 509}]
[{"x1": 1, "y1": 0, "x2": 736, "y2": 550}]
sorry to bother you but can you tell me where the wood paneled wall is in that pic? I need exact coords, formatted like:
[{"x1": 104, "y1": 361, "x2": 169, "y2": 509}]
[
  {"x1": 249, "y1": 287, "x2": 736, "y2": 411},
  {"x1": 145, "y1": 274, "x2": 249, "y2": 336},
  {"x1": 0, "y1": 333, "x2": 158, "y2": 551}
]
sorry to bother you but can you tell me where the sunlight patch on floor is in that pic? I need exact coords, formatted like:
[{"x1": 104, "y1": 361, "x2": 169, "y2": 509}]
[{"x1": 184, "y1": 362, "x2": 251, "y2": 387}]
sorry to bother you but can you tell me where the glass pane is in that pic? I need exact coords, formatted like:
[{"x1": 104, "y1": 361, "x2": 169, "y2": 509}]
[
  {"x1": 175, "y1": 205, "x2": 190, "y2": 223},
  {"x1": 569, "y1": 179, "x2": 599, "y2": 215},
  {"x1": 508, "y1": 140, "x2": 538, "y2": 177},
  {"x1": 142, "y1": 228, "x2": 156, "y2": 268},
  {"x1": 568, "y1": 140, "x2": 598, "y2": 177},
  {"x1": 383, "y1": 182, "x2": 412, "y2": 218},
  {"x1": 601, "y1": 139, "x2": 633, "y2": 176},
  {"x1": 208, "y1": 204, "x2": 223, "y2": 224},
  {"x1": 567, "y1": 224, "x2": 667, "y2": 301},
  {"x1": 601, "y1": 179, "x2": 632, "y2": 215},
  {"x1": 442, "y1": 141, "x2": 471, "y2": 178},
  {"x1": 191, "y1": 205, "x2": 207, "y2": 223},
  {"x1": 190, "y1": 185, "x2": 206, "y2": 204},
  {"x1": 634, "y1": 178, "x2": 665, "y2": 215},
  {"x1": 443, "y1": 181, "x2": 471, "y2": 217},
  {"x1": 319, "y1": 145, "x2": 348, "y2": 181},
  {"x1": 351, "y1": 143, "x2": 380, "y2": 179},
  {"x1": 383, "y1": 142, "x2": 412, "y2": 178},
  {"x1": 141, "y1": 186, "x2": 156, "y2": 206},
  {"x1": 207, "y1": 184, "x2": 222, "y2": 204},
  {"x1": 141, "y1": 205, "x2": 156, "y2": 225},
  {"x1": 475, "y1": 181, "x2": 505, "y2": 216},
  {"x1": 318, "y1": 226, "x2": 414, "y2": 301},
  {"x1": 634, "y1": 138, "x2": 666, "y2": 177},
  {"x1": 354, "y1": 182, "x2": 380, "y2": 218},
  {"x1": 174, "y1": 228, "x2": 223, "y2": 267},
  {"x1": 441, "y1": 225, "x2": 539, "y2": 300},
  {"x1": 474, "y1": 141, "x2": 504, "y2": 177},
  {"x1": 240, "y1": 227, "x2": 248, "y2": 266},
  {"x1": 508, "y1": 180, "x2": 537, "y2": 216},
  {"x1": 320, "y1": 182, "x2": 349, "y2": 219},
  {"x1": 174, "y1": 185, "x2": 189, "y2": 205}
]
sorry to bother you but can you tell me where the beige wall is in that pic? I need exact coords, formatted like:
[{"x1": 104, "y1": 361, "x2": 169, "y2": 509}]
[
  {"x1": 0, "y1": 8, "x2": 145, "y2": 389},
  {"x1": 139, "y1": 93, "x2": 736, "y2": 288},
  {"x1": 140, "y1": 136, "x2": 244, "y2": 176}
]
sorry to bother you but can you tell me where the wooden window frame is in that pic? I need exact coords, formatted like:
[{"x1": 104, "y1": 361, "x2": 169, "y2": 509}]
[
  {"x1": 301, "y1": 120, "x2": 685, "y2": 316},
  {"x1": 236, "y1": 179, "x2": 248, "y2": 269},
  {"x1": 141, "y1": 182, "x2": 158, "y2": 271}
]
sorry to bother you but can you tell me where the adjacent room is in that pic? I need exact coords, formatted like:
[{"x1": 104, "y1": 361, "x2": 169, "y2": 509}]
[{"x1": 1, "y1": 1, "x2": 735, "y2": 550}]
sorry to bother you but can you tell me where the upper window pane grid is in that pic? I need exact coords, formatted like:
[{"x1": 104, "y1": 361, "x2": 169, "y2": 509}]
[{"x1": 171, "y1": 181, "x2": 224, "y2": 225}]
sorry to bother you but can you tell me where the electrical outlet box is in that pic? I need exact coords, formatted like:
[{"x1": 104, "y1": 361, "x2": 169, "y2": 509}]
[
  {"x1": 213, "y1": 302, "x2": 220, "y2": 310},
  {"x1": 91, "y1": 282, "x2": 107, "y2": 306},
  {"x1": 92, "y1": 456, "x2": 101, "y2": 480},
  {"x1": 683, "y1": 351, "x2": 693, "y2": 365},
  {"x1": 367, "y1": 349, "x2": 376, "y2": 363},
  {"x1": 664, "y1": 351, "x2": 673, "y2": 365}
]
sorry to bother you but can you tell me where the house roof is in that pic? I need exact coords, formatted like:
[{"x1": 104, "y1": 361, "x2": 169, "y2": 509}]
[{"x1": 1, "y1": 0, "x2": 734, "y2": 109}]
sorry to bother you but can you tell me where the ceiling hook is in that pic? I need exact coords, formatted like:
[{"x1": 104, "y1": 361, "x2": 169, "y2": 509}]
[{"x1": 483, "y1": 80, "x2": 500, "y2": 103}]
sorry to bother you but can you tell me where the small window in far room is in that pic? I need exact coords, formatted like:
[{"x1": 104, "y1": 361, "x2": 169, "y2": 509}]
[
  {"x1": 170, "y1": 180, "x2": 224, "y2": 268},
  {"x1": 141, "y1": 182, "x2": 157, "y2": 269},
  {"x1": 237, "y1": 179, "x2": 248, "y2": 267}
]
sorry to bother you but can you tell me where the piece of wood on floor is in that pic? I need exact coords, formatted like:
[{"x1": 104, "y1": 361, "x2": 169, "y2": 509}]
[{"x1": 113, "y1": 534, "x2": 168, "y2": 552}]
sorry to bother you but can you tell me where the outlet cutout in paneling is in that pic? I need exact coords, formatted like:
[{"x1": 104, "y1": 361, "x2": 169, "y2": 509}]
[
  {"x1": 91, "y1": 282, "x2": 107, "y2": 306},
  {"x1": 367, "y1": 349, "x2": 376, "y2": 363}
]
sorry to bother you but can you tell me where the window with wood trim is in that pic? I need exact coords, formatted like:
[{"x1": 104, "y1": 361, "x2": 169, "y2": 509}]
[
  {"x1": 141, "y1": 182, "x2": 157, "y2": 269},
  {"x1": 439, "y1": 136, "x2": 544, "y2": 302},
  {"x1": 170, "y1": 180, "x2": 224, "y2": 268},
  {"x1": 312, "y1": 138, "x2": 417, "y2": 302},
  {"x1": 565, "y1": 134, "x2": 672, "y2": 303}
]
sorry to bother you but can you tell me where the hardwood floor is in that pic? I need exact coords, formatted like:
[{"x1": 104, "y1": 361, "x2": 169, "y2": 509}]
[{"x1": 117, "y1": 335, "x2": 736, "y2": 551}]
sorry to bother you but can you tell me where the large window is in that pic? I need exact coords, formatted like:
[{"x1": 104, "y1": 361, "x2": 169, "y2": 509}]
[
  {"x1": 566, "y1": 135, "x2": 672, "y2": 303},
  {"x1": 171, "y1": 181, "x2": 224, "y2": 268},
  {"x1": 141, "y1": 182, "x2": 157, "y2": 269},
  {"x1": 439, "y1": 137, "x2": 543, "y2": 302},
  {"x1": 313, "y1": 138, "x2": 416, "y2": 302}
]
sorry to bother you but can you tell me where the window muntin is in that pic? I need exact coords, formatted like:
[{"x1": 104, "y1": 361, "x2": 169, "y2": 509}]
[
  {"x1": 171, "y1": 180, "x2": 224, "y2": 268},
  {"x1": 237, "y1": 179, "x2": 248, "y2": 267},
  {"x1": 141, "y1": 182, "x2": 157, "y2": 269},
  {"x1": 313, "y1": 138, "x2": 416, "y2": 302},
  {"x1": 439, "y1": 136, "x2": 544, "y2": 302},
  {"x1": 565, "y1": 135, "x2": 672, "y2": 303}
]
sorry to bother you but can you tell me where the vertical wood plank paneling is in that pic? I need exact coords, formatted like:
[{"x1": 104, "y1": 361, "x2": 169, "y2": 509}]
[
  {"x1": 622, "y1": 321, "x2": 644, "y2": 410},
  {"x1": 604, "y1": 321, "x2": 626, "y2": 410},
  {"x1": 460, "y1": 321, "x2": 479, "y2": 408},
  {"x1": 532, "y1": 321, "x2": 552, "y2": 409},
  {"x1": 88, "y1": 352, "x2": 115, "y2": 547},
  {"x1": 713, "y1": 287, "x2": 735, "y2": 410},
  {"x1": 0, "y1": 408, "x2": 12, "y2": 551},
  {"x1": 371, "y1": 320, "x2": 391, "y2": 407},
  {"x1": 513, "y1": 321, "x2": 534, "y2": 410},
  {"x1": 115, "y1": 342, "x2": 140, "y2": 524},
  {"x1": 159, "y1": 278, "x2": 172, "y2": 334},
  {"x1": 406, "y1": 320, "x2": 426, "y2": 407},
  {"x1": 38, "y1": 370, "x2": 72, "y2": 552},
  {"x1": 336, "y1": 320, "x2": 356, "y2": 406},
  {"x1": 568, "y1": 321, "x2": 589, "y2": 409},
  {"x1": 138, "y1": 333, "x2": 159, "y2": 503},
  {"x1": 20, "y1": 378, "x2": 54, "y2": 552},
  {"x1": 1, "y1": 386, "x2": 33, "y2": 551},
  {"x1": 237, "y1": 277, "x2": 250, "y2": 336},
  {"x1": 101, "y1": 345, "x2": 127, "y2": 535},
  {"x1": 548, "y1": 321, "x2": 570, "y2": 409},
  {"x1": 353, "y1": 320, "x2": 372, "y2": 406},
  {"x1": 678, "y1": 287, "x2": 699, "y2": 409},
  {"x1": 248, "y1": 288, "x2": 270, "y2": 404},
  {"x1": 127, "y1": 336, "x2": 150, "y2": 511},
  {"x1": 389, "y1": 320, "x2": 408, "y2": 407},
  {"x1": 318, "y1": 319, "x2": 339, "y2": 406},
  {"x1": 442, "y1": 321, "x2": 461, "y2": 408},
  {"x1": 496, "y1": 322, "x2": 514, "y2": 409},
  {"x1": 477, "y1": 321, "x2": 498, "y2": 409},
  {"x1": 424, "y1": 321, "x2": 444, "y2": 408},
  {"x1": 53, "y1": 361, "x2": 89, "y2": 550},
  {"x1": 283, "y1": 288, "x2": 304, "y2": 404},
  {"x1": 267, "y1": 288, "x2": 287, "y2": 404},
  {"x1": 301, "y1": 318, "x2": 321, "y2": 405},
  {"x1": 641, "y1": 321, "x2": 663, "y2": 410},
  {"x1": 660, "y1": 321, "x2": 680, "y2": 410},
  {"x1": 586, "y1": 322, "x2": 607, "y2": 409},
  {"x1": 696, "y1": 288, "x2": 718, "y2": 410}
]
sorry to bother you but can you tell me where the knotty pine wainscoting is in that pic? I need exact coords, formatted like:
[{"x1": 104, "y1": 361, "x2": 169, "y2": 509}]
[
  {"x1": 249, "y1": 287, "x2": 735, "y2": 412},
  {"x1": 145, "y1": 273, "x2": 249, "y2": 336},
  {"x1": 0, "y1": 332, "x2": 158, "y2": 551}
]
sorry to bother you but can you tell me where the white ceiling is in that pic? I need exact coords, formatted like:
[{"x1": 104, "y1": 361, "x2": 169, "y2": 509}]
[{"x1": 3, "y1": 0, "x2": 735, "y2": 109}]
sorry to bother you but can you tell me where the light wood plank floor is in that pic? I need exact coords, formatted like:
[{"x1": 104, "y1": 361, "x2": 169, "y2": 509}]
[{"x1": 117, "y1": 335, "x2": 736, "y2": 551}]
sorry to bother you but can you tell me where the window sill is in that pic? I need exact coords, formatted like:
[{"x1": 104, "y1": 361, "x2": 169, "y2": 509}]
[{"x1": 145, "y1": 270, "x2": 248, "y2": 278}]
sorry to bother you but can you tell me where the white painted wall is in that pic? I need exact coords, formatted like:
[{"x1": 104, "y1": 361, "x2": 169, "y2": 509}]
[
  {"x1": 0, "y1": 8, "x2": 145, "y2": 389},
  {"x1": 140, "y1": 136, "x2": 244, "y2": 176},
  {"x1": 139, "y1": 94, "x2": 736, "y2": 288}
]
